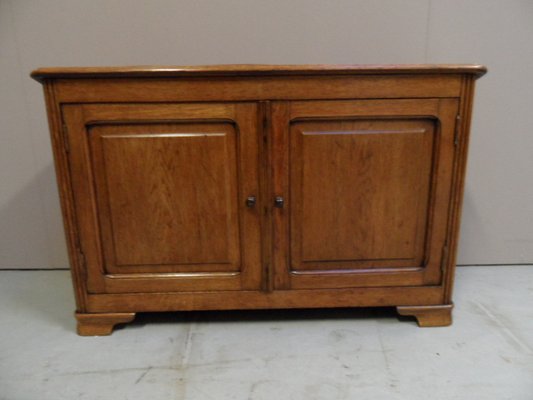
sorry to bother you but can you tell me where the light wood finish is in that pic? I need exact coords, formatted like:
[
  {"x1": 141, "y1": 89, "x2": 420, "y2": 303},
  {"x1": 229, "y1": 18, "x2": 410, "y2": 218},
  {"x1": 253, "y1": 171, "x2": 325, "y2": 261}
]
[
  {"x1": 75, "y1": 312, "x2": 136, "y2": 336},
  {"x1": 397, "y1": 304, "x2": 453, "y2": 327},
  {"x1": 90, "y1": 122, "x2": 241, "y2": 272},
  {"x1": 87, "y1": 287, "x2": 444, "y2": 312},
  {"x1": 32, "y1": 64, "x2": 485, "y2": 335},
  {"x1": 51, "y1": 76, "x2": 463, "y2": 103},
  {"x1": 292, "y1": 118, "x2": 434, "y2": 269}
]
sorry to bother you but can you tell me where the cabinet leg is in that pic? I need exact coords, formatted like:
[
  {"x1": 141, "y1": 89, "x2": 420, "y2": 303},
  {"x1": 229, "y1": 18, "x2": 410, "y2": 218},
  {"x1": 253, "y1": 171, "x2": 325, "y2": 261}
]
[
  {"x1": 396, "y1": 304, "x2": 453, "y2": 327},
  {"x1": 75, "y1": 312, "x2": 136, "y2": 336}
]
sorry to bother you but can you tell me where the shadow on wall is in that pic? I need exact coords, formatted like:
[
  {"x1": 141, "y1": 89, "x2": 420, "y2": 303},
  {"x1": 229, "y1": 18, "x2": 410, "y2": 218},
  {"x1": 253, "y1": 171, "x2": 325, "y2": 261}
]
[
  {"x1": 4, "y1": 269, "x2": 76, "y2": 332},
  {"x1": 457, "y1": 189, "x2": 492, "y2": 265},
  {"x1": 0, "y1": 162, "x2": 69, "y2": 269},
  {"x1": 0, "y1": 162, "x2": 75, "y2": 330}
]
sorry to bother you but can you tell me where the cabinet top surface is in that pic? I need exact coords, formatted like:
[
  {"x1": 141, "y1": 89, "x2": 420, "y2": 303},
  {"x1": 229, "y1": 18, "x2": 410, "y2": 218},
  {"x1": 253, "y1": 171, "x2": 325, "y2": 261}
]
[{"x1": 31, "y1": 64, "x2": 487, "y2": 82}]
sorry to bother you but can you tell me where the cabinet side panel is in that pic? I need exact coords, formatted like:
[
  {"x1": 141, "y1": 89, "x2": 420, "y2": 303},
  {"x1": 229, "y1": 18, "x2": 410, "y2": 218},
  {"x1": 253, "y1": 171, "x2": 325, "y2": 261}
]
[
  {"x1": 43, "y1": 81, "x2": 88, "y2": 310},
  {"x1": 444, "y1": 75, "x2": 477, "y2": 303}
]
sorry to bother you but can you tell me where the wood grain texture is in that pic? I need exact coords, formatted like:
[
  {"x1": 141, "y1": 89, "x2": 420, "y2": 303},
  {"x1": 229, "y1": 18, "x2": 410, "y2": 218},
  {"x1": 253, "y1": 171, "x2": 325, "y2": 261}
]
[
  {"x1": 52, "y1": 75, "x2": 463, "y2": 103},
  {"x1": 271, "y1": 102, "x2": 291, "y2": 290},
  {"x1": 86, "y1": 286, "x2": 445, "y2": 313},
  {"x1": 33, "y1": 65, "x2": 485, "y2": 334},
  {"x1": 291, "y1": 118, "x2": 434, "y2": 268},
  {"x1": 397, "y1": 304, "x2": 453, "y2": 327},
  {"x1": 91, "y1": 122, "x2": 239, "y2": 271}
]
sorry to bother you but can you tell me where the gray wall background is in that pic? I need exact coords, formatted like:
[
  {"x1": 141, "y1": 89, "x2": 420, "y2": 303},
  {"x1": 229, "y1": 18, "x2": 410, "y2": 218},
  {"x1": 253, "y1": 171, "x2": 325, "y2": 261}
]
[{"x1": 1, "y1": 0, "x2": 532, "y2": 269}]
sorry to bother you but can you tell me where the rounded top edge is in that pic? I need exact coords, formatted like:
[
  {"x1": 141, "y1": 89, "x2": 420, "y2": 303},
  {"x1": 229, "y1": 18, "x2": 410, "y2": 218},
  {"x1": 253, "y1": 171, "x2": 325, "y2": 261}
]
[{"x1": 30, "y1": 64, "x2": 487, "y2": 83}]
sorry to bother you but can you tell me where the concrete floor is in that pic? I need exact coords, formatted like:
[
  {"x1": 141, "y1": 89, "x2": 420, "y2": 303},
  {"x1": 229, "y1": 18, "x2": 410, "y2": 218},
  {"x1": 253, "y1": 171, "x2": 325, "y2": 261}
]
[{"x1": 0, "y1": 266, "x2": 531, "y2": 399}]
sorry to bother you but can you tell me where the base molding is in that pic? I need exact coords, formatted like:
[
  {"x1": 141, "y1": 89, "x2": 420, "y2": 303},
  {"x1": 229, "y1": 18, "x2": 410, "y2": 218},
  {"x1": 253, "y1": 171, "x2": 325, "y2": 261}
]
[
  {"x1": 75, "y1": 312, "x2": 136, "y2": 336},
  {"x1": 396, "y1": 304, "x2": 453, "y2": 327}
]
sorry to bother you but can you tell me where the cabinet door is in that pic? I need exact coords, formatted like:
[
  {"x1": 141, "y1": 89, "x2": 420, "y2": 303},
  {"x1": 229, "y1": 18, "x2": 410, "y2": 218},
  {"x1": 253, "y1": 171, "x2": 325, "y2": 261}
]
[
  {"x1": 272, "y1": 99, "x2": 459, "y2": 289},
  {"x1": 62, "y1": 103, "x2": 262, "y2": 293}
]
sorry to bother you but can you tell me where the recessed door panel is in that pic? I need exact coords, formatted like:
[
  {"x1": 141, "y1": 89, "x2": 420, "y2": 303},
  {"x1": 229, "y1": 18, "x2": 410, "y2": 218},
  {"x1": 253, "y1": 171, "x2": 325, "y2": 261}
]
[
  {"x1": 292, "y1": 119, "x2": 434, "y2": 270},
  {"x1": 90, "y1": 123, "x2": 240, "y2": 272},
  {"x1": 63, "y1": 103, "x2": 262, "y2": 293}
]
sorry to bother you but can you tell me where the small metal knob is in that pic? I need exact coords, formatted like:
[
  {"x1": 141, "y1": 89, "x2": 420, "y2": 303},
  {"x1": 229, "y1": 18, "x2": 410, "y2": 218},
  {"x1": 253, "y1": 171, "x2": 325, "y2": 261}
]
[
  {"x1": 274, "y1": 196, "x2": 284, "y2": 208},
  {"x1": 246, "y1": 196, "x2": 257, "y2": 208}
]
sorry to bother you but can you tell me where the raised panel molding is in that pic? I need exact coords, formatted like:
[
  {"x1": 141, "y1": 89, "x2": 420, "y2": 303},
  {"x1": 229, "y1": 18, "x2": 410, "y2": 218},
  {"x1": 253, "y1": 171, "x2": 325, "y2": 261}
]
[
  {"x1": 291, "y1": 118, "x2": 435, "y2": 270},
  {"x1": 90, "y1": 123, "x2": 240, "y2": 272}
]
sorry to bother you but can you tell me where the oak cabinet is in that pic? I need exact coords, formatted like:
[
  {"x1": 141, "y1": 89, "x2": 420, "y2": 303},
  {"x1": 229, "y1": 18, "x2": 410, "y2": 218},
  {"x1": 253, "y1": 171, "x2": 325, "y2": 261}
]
[{"x1": 32, "y1": 64, "x2": 486, "y2": 335}]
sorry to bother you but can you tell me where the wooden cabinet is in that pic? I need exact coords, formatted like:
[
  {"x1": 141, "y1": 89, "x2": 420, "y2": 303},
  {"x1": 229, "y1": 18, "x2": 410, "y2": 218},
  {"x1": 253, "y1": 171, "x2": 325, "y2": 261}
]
[{"x1": 32, "y1": 64, "x2": 486, "y2": 335}]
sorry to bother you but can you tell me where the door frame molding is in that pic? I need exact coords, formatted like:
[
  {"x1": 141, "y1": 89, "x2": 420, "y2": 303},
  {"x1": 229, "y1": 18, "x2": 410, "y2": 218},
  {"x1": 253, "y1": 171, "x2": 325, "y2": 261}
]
[
  {"x1": 62, "y1": 102, "x2": 263, "y2": 293},
  {"x1": 271, "y1": 98, "x2": 460, "y2": 290}
]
